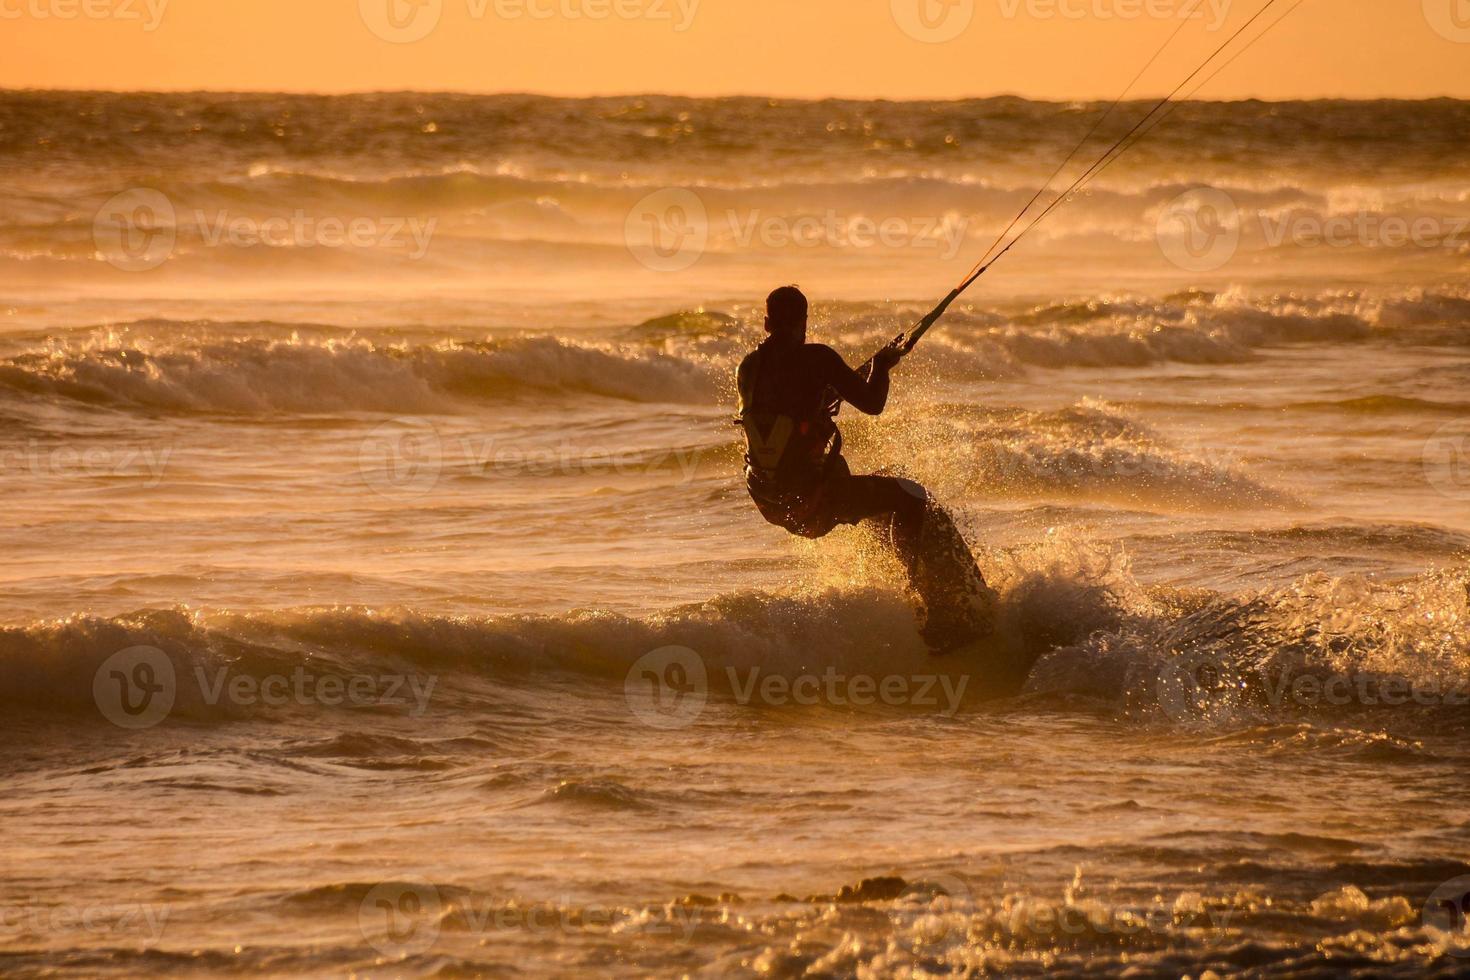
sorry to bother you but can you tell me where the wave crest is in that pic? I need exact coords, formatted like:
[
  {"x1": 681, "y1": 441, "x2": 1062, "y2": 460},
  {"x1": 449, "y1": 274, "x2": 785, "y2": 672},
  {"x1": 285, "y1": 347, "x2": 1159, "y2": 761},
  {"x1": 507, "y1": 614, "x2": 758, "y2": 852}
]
[
  {"x1": 0, "y1": 335, "x2": 718, "y2": 413},
  {"x1": 1027, "y1": 567, "x2": 1470, "y2": 730},
  {"x1": 0, "y1": 535, "x2": 1151, "y2": 722}
]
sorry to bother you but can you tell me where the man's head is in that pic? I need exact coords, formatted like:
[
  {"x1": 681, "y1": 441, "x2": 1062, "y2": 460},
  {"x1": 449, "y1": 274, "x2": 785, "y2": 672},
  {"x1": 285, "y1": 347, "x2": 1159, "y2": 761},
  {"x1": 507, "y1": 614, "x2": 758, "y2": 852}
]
[{"x1": 765, "y1": 285, "x2": 808, "y2": 342}]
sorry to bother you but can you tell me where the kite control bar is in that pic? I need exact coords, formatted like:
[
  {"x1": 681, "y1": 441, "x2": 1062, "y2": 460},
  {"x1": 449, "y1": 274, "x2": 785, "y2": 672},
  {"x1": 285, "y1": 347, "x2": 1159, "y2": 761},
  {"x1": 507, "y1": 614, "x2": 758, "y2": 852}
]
[{"x1": 823, "y1": 286, "x2": 964, "y2": 415}]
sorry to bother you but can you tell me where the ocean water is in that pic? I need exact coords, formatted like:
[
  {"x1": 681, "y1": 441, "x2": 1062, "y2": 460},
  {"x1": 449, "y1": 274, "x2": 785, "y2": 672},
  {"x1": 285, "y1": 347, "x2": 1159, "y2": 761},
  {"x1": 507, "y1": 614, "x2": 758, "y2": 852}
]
[{"x1": 1, "y1": 91, "x2": 1469, "y2": 977}]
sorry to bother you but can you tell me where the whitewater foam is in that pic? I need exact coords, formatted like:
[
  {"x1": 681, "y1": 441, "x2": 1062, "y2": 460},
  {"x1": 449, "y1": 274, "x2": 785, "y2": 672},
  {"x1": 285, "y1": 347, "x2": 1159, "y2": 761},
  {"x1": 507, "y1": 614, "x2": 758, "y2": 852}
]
[{"x1": 0, "y1": 335, "x2": 719, "y2": 414}]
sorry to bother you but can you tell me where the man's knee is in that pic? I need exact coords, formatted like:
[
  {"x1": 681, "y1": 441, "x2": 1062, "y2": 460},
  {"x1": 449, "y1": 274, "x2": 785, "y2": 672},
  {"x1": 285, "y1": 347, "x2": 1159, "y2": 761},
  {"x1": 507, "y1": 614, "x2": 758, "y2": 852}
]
[
  {"x1": 888, "y1": 477, "x2": 930, "y2": 525},
  {"x1": 828, "y1": 473, "x2": 930, "y2": 530},
  {"x1": 894, "y1": 476, "x2": 927, "y2": 500}
]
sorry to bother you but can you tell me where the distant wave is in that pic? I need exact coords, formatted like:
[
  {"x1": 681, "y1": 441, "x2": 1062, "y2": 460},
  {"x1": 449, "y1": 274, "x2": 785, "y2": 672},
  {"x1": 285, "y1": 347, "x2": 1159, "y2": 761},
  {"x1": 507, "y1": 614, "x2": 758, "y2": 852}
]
[
  {"x1": 1285, "y1": 395, "x2": 1470, "y2": 416},
  {"x1": 0, "y1": 534, "x2": 1157, "y2": 722},
  {"x1": 837, "y1": 289, "x2": 1470, "y2": 378},
  {"x1": 3, "y1": 288, "x2": 1464, "y2": 416},
  {"x1": 0, "y1": 335, "x2": 719, "y2": 413},
  {"x1": 4, "y1": 91, "x2": 1467, "y2": 192},
  {"x1": 1133, "y1": 521, "x2": 1470, "y2": 559},
  {"x1": 5, "y1": 173, "x2": 1468, "y2": 263},
  {"x1": 0, "y1": 594, "x2": 996, "y2": 723}
]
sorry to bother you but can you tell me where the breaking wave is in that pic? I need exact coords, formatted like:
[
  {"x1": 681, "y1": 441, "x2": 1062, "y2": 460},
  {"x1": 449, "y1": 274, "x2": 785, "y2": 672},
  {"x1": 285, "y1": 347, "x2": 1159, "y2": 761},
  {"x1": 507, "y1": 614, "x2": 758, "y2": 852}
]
[
  {"x1": 0, "y1": 334, "x2": 720, "y2": 414},
  {"x1": 847, "y1": 399, "x2": 1287, "y2": 510},
  {"x1": 4, "y1": 535, "x2": 1465, "y2": 732},
  {"x1": 0, "y1": 534, "x2": 1150, "y2": 722},
  {"x1": 7, "y1": 166, "x2": 1469, "y2": 262},
  {"x1": 1027, "y1": 566, "x2": 1470, "y2": 731},
  {"x1": 8, "y1": 286, "x2": 1466, "y2": 417}
]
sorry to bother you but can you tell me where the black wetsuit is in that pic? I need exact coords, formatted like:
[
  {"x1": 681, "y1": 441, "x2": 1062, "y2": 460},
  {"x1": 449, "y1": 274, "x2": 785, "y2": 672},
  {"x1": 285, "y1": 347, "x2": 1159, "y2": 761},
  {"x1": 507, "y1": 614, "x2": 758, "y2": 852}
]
[
  {"x1": 737, "y1": 334, "x2": 995, "y2": 650},
  {"x1": 737, "y1": 337, "x2": 924, "y2": 540}
]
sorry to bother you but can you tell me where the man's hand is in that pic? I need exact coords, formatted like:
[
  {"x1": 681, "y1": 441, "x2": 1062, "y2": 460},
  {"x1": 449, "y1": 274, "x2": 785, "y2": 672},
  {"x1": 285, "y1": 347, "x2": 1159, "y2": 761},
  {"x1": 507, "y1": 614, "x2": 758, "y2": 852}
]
[{"x1": 872, "y1": 339, "x2": 906, "y2": 373}]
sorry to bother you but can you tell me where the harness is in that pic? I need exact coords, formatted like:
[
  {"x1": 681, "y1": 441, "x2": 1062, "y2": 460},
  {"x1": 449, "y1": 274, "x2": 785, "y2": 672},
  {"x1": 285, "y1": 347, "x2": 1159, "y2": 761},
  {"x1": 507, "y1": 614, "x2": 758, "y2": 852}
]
[{"x1": 735, "y1": 342, "x2": 846, "y2": 537}]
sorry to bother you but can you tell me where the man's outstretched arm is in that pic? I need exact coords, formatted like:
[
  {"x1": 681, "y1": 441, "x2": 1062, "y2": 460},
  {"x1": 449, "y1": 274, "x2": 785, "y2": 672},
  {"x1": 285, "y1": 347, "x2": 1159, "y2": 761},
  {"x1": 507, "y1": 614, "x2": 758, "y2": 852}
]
[{"x1": 816, "y1": 342, "x2": 903, "y2": 416}]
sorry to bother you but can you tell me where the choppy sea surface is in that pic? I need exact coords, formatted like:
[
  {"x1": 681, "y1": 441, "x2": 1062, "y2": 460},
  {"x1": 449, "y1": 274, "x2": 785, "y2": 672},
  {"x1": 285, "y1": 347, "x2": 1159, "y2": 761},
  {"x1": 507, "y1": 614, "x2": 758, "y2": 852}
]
[{"x1": 2, "y1": 91, "x2": 1469, "y2": 977}]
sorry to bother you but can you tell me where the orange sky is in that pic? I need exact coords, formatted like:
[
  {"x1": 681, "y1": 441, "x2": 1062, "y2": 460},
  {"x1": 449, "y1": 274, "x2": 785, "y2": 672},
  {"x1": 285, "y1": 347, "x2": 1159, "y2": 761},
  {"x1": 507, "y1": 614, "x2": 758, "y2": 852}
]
[{"x1": 3, "y1": 0, "x2": 1468, "y2": 99}]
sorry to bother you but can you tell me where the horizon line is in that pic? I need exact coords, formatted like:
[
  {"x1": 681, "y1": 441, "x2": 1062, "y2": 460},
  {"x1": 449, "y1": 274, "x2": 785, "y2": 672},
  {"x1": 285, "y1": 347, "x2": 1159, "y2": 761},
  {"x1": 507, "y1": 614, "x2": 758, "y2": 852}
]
[{"x1": 2, "y1": 86, "x2": 1467, "y2": 105}]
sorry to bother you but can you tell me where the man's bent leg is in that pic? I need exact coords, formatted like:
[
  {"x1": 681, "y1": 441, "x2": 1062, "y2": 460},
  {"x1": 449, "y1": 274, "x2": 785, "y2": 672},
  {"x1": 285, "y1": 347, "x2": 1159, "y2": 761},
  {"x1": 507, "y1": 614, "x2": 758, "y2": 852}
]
[
  {"x1": 829, "y1": 473, "x2": 996, "y2": 651},
  {"x1": 828, "y1": 474, "x2": 927, "y2": 573},
  {"x1": 911, "y1": 500, "x2": 999, "y2": 651}
]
